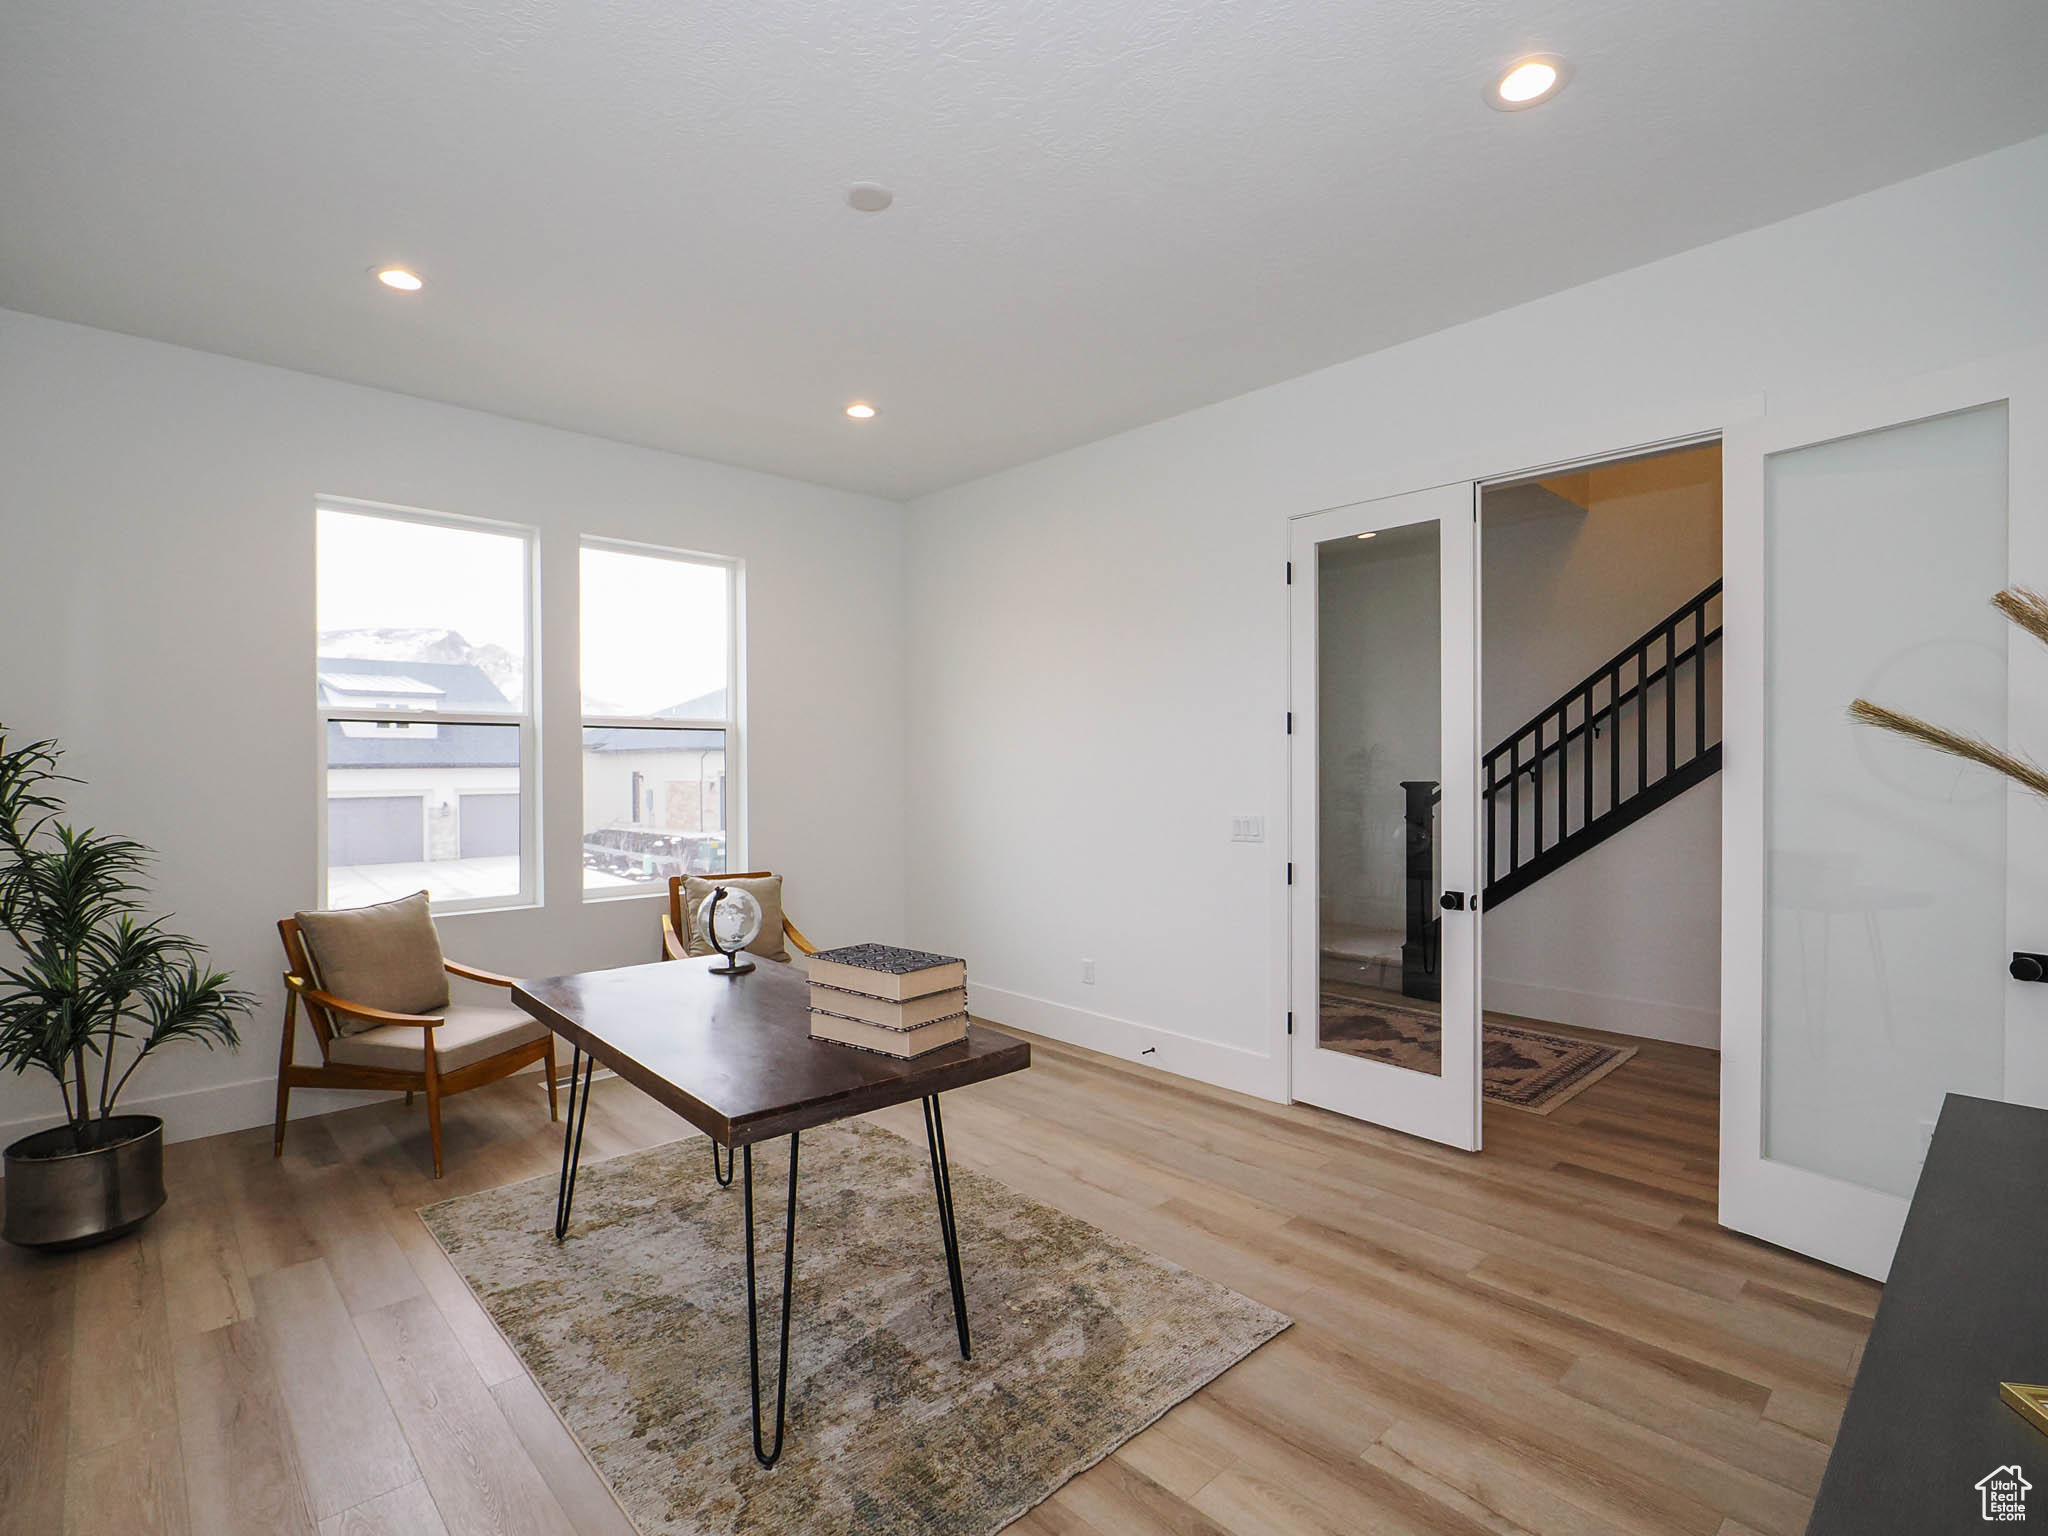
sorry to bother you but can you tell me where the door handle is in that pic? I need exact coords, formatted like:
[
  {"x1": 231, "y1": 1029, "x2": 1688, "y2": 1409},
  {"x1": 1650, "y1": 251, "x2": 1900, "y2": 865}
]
[
  {"x1": 2012, "y1": 952, "x2": 2048, "y2": 982},
  {"x1": 1440, "y1": 891, "x2": 1468, "y2": 911}
]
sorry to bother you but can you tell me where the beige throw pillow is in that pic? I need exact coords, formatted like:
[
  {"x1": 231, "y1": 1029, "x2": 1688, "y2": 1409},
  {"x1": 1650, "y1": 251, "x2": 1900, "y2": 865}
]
[
  {"x1": 682, "y1": 874, "x2": 790, "y2": 963},
  {"x1": 294, "y1": 891, "x2": 450, "y2": 1035}
]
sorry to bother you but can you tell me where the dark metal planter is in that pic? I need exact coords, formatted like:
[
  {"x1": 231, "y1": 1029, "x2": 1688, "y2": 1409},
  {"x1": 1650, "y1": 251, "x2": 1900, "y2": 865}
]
[{"x1": 2, "y1": 1114, "x2": 166, "y2": 1251}]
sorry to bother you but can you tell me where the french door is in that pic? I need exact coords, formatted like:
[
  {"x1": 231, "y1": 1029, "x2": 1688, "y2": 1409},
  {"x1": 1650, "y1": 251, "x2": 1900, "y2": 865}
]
[
  {"x1": 1722, "y1": 346, "x2": 2048, "y2": 1279},
  {"x1": 1289, "y1": 481, "x2": 1483, "y2": 1150}
]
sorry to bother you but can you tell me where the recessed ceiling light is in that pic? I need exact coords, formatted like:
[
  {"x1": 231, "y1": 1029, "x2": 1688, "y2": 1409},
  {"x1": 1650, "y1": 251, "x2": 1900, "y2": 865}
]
[
  {"x1": 845, "y1": 402, "x2": 877, "y2": 420},
  {"x1": 1487, "y1": 55, "x2": 1568, "y2": 111},
  {"x1": 1356, "y1": 531, "x2": 1377, "y2": 540},
  {"x1": 847, "y1": 183, "x2": 894, "y2": 213},
  {"x1": 375, "y1": 266, "x2": 424, "y2": 292}
]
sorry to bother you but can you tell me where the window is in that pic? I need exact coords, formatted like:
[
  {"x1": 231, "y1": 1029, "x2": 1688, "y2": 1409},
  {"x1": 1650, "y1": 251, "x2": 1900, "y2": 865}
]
[
  {"x1": 580, "y1": 541, "x2": 739, "y2": 894},
  {"x1": 316, "y1": 501, "x2": 537, "y2": 912}
]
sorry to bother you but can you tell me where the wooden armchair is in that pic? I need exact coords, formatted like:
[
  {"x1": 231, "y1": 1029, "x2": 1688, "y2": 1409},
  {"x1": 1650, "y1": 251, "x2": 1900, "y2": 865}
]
[
  {"x1": 275, "y1": 917, "x2": 557, "y2": 1178},
  {"x1": 662, "y1": 871, "x2": 817, "y2": 963}
]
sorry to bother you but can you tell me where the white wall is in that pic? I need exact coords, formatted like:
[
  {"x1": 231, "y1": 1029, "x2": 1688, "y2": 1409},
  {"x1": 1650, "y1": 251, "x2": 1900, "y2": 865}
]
[
  {"x1": 1479, "y1": 453, "x2": 1723, "y2": 1047},
  {"x1": 1483, "y1": 784, "x2": 1723, "y2": 1047},
  {"x1": 1480, "y1": 452, "x2": 1722, "y2": 744},
  {"x1": 0, "y1": 309, "x2": 907, "y2": 1145},
  {"x1": 903, "y1": 133, "x2": 2048, "y2": 1102}
]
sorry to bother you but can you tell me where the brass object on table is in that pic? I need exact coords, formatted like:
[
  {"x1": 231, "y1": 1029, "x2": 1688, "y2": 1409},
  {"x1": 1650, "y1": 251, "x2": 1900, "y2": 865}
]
[{"x1": 1999, "y1": 1381, "x2": 2048, "y2": 1437}]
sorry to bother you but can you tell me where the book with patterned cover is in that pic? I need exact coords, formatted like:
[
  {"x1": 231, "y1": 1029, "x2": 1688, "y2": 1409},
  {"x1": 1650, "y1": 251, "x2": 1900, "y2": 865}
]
[
  {"x1": 809, "y1": 985, "x2": 968, "y2": 1030},
  {"x1": 808, "y1": 1010, "x2": 969, "y2": 1058},
  {"x1": 805, "y1": 943, "x2": 966, "y2": 1002}
]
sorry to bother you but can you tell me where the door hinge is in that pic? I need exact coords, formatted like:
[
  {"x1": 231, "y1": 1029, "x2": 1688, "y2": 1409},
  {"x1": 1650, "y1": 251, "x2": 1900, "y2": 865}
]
[
  {"x1": 1286, "y1": 711, "x2": 1293, "y2": 734},
  {"x1": 1287, "y1": 1011, "x2": 1294, "y2": 1035},
  {"x1": 1286, "y1": 862, "x2": 1294, "y2": 885},
  {"x1": 1285, "y1": 561, "x2": 1293, "y2": 584}
]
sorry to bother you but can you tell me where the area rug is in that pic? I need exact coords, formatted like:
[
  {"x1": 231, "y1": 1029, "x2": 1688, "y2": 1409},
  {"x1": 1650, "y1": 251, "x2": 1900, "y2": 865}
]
[
  {"x1": 420, "y1": 1120, "x2": 1290, "y2": 1536},
  {"x1": 1318, "y1": 992, "x2": 1637, "y2": 1114}
]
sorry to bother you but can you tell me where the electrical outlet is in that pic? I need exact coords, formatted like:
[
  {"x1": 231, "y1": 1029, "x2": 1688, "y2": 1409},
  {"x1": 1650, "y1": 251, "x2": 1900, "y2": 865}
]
[
  {"x1": 1080, "y1": 958, "x2": 1096, "y2": 985},
  {"x1": 1230, "y1": 815, "x2": 1265, "y2": 843}
]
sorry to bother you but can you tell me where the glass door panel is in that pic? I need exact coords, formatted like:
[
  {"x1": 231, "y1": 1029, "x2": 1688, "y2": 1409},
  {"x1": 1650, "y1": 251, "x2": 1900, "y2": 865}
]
[
  {"x1": 1723, "y1": 346, "x2": 2047, "y2": 1279},
  {"x1": 1316, "y1": 519, "x2": 1445, "y2": 1075},
  {"x1": 1291, "y1": 480, "x2": 1480, "y2": 1151},
  {"x1": 1763, "y1": 404, "x2": 2009, "y2": 1197}
]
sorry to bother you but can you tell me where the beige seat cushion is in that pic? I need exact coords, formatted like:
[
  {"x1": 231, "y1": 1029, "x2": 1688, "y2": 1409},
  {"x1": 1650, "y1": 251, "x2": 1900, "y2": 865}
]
[
  {"x1": 294, "y1": 891, "x2": 450, "y2": 1036},
  {"x1": 681, "y1": 874, "x2": 790, "y2": 962},
  {"x1": 327, "y1": 1003, "x2": 548, "y2": 1075}
]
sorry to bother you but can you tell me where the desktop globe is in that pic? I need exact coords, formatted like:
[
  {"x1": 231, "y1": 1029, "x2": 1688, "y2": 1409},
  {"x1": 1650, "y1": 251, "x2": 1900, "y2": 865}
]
[{"x1": 697, "y1": 885, "x2": 762, "y2": 974}]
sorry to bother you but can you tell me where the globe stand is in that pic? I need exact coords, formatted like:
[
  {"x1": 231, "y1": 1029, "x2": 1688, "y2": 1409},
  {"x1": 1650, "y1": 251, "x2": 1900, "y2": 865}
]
[{"x1": 704, "y1": 886, "x2": 757, "y2": 977}]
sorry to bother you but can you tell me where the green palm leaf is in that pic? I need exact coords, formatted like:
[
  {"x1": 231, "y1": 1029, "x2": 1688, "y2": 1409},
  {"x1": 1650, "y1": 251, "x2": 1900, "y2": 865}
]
[{"x1": 0, "y1": 725, "x2": 251, "y2": 1148}]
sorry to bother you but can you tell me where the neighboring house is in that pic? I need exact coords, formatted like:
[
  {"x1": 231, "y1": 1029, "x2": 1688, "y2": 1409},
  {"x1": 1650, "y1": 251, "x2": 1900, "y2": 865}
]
[
  {"x1": 581, "y1": 687, "x2": 728, "y2": 882},
  {"x1": 322, "y1": 663, "x2": 730, "y2": 883},
  {"x1": 320, "y1": 657, "x2": 521, "y2": 868}
]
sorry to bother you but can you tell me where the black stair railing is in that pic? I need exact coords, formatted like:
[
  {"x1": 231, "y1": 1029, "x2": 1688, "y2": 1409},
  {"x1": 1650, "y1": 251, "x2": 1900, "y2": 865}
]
[
  {"x1": 1398, "y1": 579, "x2": 1723, "y2": 985},
  {"x1": 1483, "y1": 577, "x2": 1723, "y2": 905}
]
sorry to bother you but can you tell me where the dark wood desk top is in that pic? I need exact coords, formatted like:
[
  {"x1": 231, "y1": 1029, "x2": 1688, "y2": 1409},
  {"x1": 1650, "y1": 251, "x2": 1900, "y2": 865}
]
[
  {"x1": 1807, "y1": 1093, "x2": 2048, "y2": 1533},
  {"x1": 513, "y1": 955, "x2": 1030, "y2": 1148}
]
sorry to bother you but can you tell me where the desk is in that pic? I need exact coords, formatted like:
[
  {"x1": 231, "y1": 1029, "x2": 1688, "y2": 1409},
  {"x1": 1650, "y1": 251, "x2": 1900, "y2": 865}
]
[
  {"x1": 1807, "y1": 1093, "x2": 2048, "y2": 1531},
  {"x1": 513, "y1": 955, "x2": 1031, "y2": 1467}
]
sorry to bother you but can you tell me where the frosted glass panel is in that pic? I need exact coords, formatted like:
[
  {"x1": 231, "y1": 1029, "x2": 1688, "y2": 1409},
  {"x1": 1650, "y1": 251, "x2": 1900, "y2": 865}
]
[
  {"x1": 1317, "y1": 520, "x2": 1443, "y2": 1074},
  {"x1": 1764, "y1": 403, "x2": 2008, "y2": 1196}
]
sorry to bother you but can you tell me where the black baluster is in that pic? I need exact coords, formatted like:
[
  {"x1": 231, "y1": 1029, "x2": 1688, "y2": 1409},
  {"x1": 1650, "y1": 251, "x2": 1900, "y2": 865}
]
[
  {"x1": 1556, "y1": 703, "x2": 1567, "y2": 847},
  {"x1": 1637, "y1": 642, "x2": 1649, "y2": 799},
  {"x1": 1664, "y1": 620, "x2": 1678, "y2": 783},
  {"x1": 1485, "y1": 750, "x2": 1497, "y2": 885},
  {"x1": 1582, "y1": 681, "x2": 1594, "y2": 833},
  {"x1": 1509, "y1": 735, "x2": 1521, "y2": 876},
  {"x1": 1695, "y1": 601, "x2": 1708, "y2": 765},
  {"x1": 1608, "y1": 660, "x2": 1621, "y2": 819}
]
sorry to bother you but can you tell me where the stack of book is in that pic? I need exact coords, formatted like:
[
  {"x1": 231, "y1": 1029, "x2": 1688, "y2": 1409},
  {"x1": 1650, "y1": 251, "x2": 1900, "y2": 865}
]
[{"x1": 807, "y1": 943, "x2": 969, "y2": 1057}]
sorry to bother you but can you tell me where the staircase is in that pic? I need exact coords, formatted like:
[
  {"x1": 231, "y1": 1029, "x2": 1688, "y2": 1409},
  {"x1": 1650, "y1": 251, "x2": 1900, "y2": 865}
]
[{"x1": 1398, "y1": 579, "x2": 1724, "y2": 1001}]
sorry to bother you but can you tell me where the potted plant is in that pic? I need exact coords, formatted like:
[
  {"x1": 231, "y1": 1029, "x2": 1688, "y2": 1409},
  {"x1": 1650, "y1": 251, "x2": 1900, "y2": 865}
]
[{"x1": 0, "y1": 728, "x2": 253, "y2": 1250}]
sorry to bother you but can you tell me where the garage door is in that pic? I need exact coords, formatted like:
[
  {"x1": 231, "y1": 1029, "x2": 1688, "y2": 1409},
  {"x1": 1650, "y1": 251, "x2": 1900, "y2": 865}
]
[
  {"x1": 328, "y1": 796, "x2": 424, "y2": 867},
  {"x1": 458, "y1": 793, "x2": 520, "y2": 859}
]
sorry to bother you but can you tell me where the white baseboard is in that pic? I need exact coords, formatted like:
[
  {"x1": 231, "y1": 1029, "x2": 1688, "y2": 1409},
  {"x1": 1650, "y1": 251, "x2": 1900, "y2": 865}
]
[
  {"x1": 0, "y1": 1065, "x2": 555, "y2": 1150},
  {"x1": 1483, "y1": 976, "x2": 1720, "y2": 1049},
  {"x1": 0, "y1": 1073, "x2": 406, "y2": 1150},
  {"x1": 967, "y1": 982, "x2": 1287, "y2": 1102}
]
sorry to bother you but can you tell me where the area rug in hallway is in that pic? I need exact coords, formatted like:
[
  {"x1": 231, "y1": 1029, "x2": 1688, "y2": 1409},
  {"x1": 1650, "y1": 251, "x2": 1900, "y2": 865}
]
[
  {"x1": 1318, "y1": 992, "x2": 1637, "y2": 1114},
  {"x1": 420, "y1": 1119, "x2": 1289, "y2": 1536}
]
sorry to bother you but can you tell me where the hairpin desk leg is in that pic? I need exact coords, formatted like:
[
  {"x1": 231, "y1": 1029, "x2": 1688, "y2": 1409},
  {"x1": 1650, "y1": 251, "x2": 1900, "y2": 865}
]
[
  {"x1": 553, "y1": 1046, "x2": 595, "y2": 1241},
  {"x1": 742, "y1": 1134, "x2": 801, "y2": 1467},
  {"x1": 922, "y1": 1094, "x2": 971, "y2": 1359}
]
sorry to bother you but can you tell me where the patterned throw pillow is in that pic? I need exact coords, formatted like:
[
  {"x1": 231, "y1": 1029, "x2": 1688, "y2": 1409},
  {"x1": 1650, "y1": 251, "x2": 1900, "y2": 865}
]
[{"x1": 681, "y1": 874, "x2": 790, "y2": 963}]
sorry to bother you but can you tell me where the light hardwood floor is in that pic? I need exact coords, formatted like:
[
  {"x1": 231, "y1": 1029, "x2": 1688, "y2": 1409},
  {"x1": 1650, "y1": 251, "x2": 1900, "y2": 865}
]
[{"x1": 0, "y1": 1027, "x2": 1874, "y2": 1536}]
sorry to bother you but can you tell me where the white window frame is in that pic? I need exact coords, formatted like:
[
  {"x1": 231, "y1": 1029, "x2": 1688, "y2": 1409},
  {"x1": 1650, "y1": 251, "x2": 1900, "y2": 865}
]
[
  {"x1": 315, "y1": 496, "x2": 542, "y2": 915},
  {"x1": 578, "y1": 535, "x2": 744, "y2": 902}
]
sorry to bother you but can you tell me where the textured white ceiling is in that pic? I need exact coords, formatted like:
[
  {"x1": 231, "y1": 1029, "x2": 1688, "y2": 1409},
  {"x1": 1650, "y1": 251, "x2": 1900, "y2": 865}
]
[{"x1": 3, "y1": 2, "x2": 2046, "y2": 499}]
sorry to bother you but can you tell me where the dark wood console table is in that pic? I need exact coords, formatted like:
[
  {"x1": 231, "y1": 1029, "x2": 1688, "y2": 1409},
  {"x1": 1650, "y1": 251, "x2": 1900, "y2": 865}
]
[{"x1": 1808, "y1": 1093, "x2": 2048, "y2": 1531}]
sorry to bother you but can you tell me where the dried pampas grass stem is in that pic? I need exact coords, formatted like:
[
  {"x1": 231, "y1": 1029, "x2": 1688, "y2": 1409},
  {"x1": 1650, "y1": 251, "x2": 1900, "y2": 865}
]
[
  {"x1": 1994, "y1": 586, "x2": 2048, "y2": 651},
  {"x1": 1847, "y1": 698, "x2": 2048, "y2": 802}
]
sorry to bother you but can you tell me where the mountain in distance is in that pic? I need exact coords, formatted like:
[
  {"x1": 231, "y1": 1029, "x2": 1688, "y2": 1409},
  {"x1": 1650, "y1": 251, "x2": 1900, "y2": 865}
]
[
  {"x1": 317, "y1": 627, "x2": 523, "y2": 703},
  {"x1": 319, "y1": 628, "x2": 723, "y2": 721}
]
